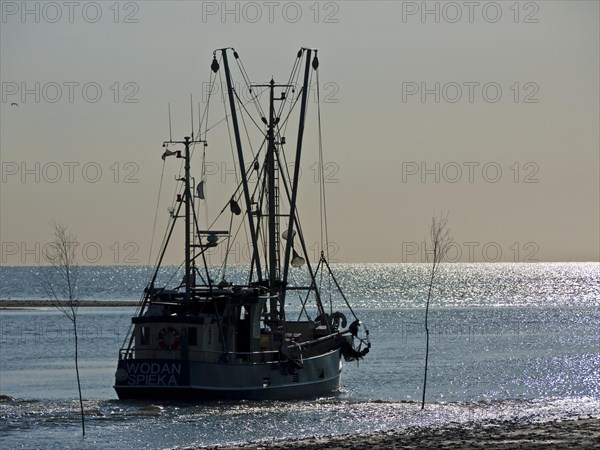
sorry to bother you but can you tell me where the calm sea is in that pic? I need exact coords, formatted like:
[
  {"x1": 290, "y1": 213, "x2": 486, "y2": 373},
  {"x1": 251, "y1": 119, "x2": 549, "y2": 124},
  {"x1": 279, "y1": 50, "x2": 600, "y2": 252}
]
[{"x1": 1, "y1": 263, "x2": 599, "y2": 449}]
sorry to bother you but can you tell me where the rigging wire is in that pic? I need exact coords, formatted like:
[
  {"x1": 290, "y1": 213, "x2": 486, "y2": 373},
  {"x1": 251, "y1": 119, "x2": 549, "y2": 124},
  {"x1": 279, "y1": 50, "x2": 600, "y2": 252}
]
[
  {"x1": 198, "y1": 60, "x2": 219, "y2": 249},
  {"x1": 232, "y1": 48, "x2": 303, "y2": 277},
  {"x1": 315, "y1": 61, "x2": 333, "y2": 314},
  {"x1": 235, "y1": 90, "x2": 268, "y2": 135},
  {"x1": 276, "y1": 51, "x2": 302, "y2": 120},
  {"x1": 200, "y1": 52, "x2": 268, "y2": 140},
  {"x1": 277, "y1": 49, "x2": 305, "y2": 186},
  {"x1": 275, "y1": 50, "x2": 307, "y2": 283},
  {"x1": 234, "y1": 88, "x2": 263, "y2": 160},
  {"x1": 316, "y1": 64, "x2": 329, "y2": 259},
  {"x1": 148, "y1": 156, "x2": 167, "y2": 265},
  {"x1": 234, "y1": 50, "x2": 266, "y2": 120},
  {"x1": 218, "y1": 60, "x2": 256, "y2": 279},
  {"x1": 217, "y1": 64, "x2": 241, "y2": 275},
  {"x1": 219, "y1": 211, "x2": 235, "y2": 282}
]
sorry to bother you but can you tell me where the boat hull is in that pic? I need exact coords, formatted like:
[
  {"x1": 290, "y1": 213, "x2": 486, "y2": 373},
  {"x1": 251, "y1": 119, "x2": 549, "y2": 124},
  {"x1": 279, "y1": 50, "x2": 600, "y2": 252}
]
[{"x1": 114, "y1": 349, "x2": 342, "y2": 401}]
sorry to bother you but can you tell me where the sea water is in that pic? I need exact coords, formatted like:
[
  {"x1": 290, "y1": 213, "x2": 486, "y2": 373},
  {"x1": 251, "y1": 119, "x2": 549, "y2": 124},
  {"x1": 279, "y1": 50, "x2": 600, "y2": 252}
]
[{"x1": 1, "y1": 263, "x2": 599, "y2": 449}]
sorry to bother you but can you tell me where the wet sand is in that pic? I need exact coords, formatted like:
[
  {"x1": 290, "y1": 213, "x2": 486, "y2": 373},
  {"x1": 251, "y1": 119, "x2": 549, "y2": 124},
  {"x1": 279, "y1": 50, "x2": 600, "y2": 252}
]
[{"x1": 209, "y1": 418, "x2": 599, "y2": 449}]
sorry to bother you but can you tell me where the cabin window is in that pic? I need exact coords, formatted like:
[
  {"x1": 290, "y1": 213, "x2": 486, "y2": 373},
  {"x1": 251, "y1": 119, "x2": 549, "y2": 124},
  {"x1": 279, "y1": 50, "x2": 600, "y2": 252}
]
[
  {"x1": 187, "y1": 327, "x2": 198, "y2": 346},
  {"x1": 140, "y1": 326, "x2": 150, "y2": 345}
]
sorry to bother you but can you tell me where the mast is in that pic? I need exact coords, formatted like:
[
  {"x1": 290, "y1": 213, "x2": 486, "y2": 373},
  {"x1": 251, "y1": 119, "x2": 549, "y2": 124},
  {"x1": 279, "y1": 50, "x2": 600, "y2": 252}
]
[
  {"x1": 184, "y1": 136, "x2": 192, "y2": 302},
  {"x1": 281, "y1": 48, "x2": 314, "y2": 300},
  {"x1": 162, "y1": 136, "x2": 206, "y2": 302},
  {"x1": 252, "y1": 78, "x2": 291, "y2": 321},
  {"x1": 267, "y1": 79, "x2": 278, "y2": 289},
  {"x1": 220, "y1": 49, "x2": 263, "y2": 282}
]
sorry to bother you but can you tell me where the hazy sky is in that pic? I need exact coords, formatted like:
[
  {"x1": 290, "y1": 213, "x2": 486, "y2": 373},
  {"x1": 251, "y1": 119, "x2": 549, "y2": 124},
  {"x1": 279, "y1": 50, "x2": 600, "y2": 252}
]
[{"x1": 1, "y1": 1, "x2": 598, "y2": 265}]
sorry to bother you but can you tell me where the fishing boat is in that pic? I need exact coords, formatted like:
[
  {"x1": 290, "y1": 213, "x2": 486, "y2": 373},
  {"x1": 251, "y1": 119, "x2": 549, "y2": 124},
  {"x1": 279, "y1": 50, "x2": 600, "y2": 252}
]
[{"x1": 114, "y1": 47, "x2": 370, "y2": 400}]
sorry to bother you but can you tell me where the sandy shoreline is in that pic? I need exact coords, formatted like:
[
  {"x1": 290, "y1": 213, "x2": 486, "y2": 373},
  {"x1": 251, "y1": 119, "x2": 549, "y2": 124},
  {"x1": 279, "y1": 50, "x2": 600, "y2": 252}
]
[
  {"x1": 0, "y1": 300, "x2": 136, "y2": 309},
  {"x1": 207, "y1": 418, "x2": 599, "y2": 449}
]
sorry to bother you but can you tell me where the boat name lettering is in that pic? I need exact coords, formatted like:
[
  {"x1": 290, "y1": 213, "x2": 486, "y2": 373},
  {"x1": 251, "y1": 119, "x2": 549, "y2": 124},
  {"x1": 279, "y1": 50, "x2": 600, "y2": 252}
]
[
  {"x1": 125, "y1": 362, "x2": 182, "y2": 385},
  {"x1": 126, "y1": 362, "x2": 181, "y2": 375},
  {"x1": 127, "y1": 373, "x2": 178, "y2": 386}
]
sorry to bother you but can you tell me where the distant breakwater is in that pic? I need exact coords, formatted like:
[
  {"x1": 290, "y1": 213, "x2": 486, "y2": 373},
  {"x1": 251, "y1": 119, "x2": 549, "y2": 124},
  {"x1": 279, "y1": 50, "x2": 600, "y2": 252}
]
[{"x1": 0, "y1": 300, "x2": 137, "y2": 308}]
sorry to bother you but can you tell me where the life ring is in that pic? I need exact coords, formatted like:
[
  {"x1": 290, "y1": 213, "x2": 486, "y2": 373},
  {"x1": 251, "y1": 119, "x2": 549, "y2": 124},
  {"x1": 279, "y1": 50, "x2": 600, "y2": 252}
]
[
  {"x1": 158, "y1": 327, "x2": 180, "y2": 350},
  {"x1": 315, "y1": 312, "x2": 347, "y2": 330},
  {"x1": 330, "y1": 312, "x2": 347, "y2": 329},
  {"x1": 115, "y1": 368, "x2": 128, "y2": 383}
]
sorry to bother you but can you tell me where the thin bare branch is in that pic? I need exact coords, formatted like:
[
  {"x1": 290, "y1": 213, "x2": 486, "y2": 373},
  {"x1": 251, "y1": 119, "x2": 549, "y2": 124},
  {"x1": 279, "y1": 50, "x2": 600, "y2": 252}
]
[
  {"x1": 36, "y1": 220, "x2": 85, "y2": 435},
  {"x1": 422, "y1": 212, "x2": 453, "y2": 410},
  {"x1": 39, "y1": 219, "x2": 81, "y2": 320}
]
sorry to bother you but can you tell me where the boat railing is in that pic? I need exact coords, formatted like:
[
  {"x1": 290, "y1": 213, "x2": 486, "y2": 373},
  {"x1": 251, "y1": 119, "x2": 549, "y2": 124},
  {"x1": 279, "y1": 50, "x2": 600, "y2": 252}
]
[
  {"x1": 118, "y1": 347, "x2": 281, "y2": 364},
  {"x1": 118, "y1": 348, "x2": 134, "y2": 360},
  {"x1": 186, "y1": 348, "x2": 282, "y2": 364}
]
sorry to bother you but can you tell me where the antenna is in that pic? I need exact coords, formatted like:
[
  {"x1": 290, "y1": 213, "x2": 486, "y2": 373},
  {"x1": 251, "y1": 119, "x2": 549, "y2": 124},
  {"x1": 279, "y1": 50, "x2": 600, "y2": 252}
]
[
  {"x1": 168, "y1": 103, "x2": 173, "y2": 142},
  {"x1": 190, "y1": 94, "x2": 194, "y2": 140},
  {"x1": 198, "y1": 102, "x2": 201, "y2": 139}
]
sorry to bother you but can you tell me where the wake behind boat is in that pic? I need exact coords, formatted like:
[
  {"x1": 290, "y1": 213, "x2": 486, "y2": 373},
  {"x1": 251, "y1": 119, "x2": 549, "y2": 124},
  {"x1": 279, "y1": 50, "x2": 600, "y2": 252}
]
[{"x1": 114, "y1": 47, "x2": 370, "y2": 400}]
